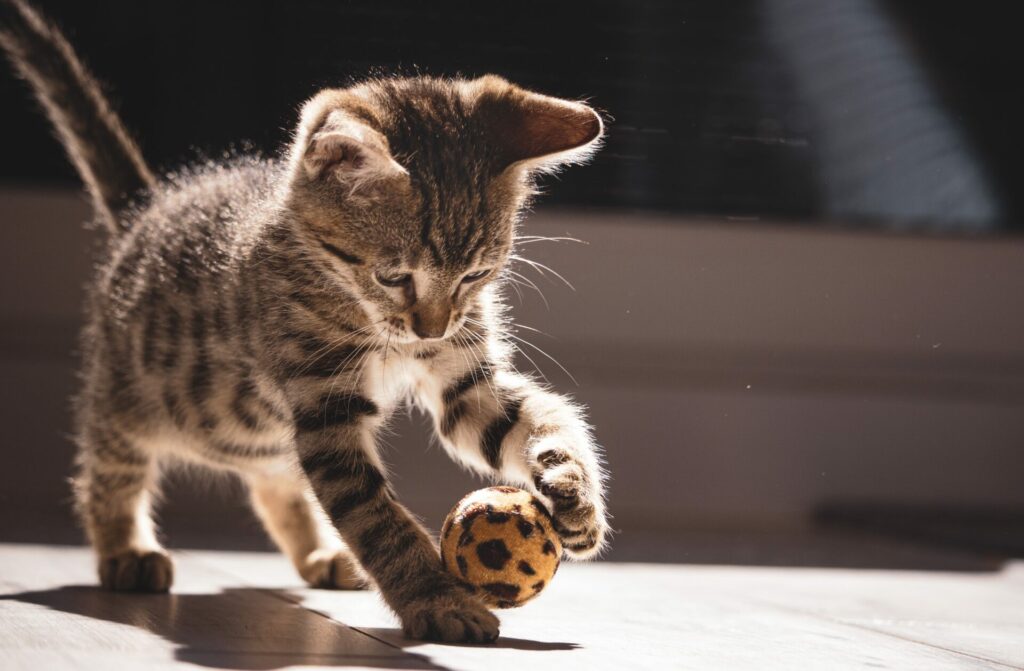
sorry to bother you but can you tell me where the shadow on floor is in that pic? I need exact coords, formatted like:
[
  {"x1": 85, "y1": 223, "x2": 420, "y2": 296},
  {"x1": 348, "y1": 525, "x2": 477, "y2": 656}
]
[
  {"x1": 2, "y1": 585, "x2": 580, "y2": 670},
  {"x1": 354, "y1": 627, "x2": 579, "y2": 653},
  {"x1": 1, "y1": 585, "x2": 443, "y2": 670}
]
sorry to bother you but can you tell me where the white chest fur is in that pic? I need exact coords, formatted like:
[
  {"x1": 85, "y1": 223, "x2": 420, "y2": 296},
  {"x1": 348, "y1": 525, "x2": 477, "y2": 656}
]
[{"x1": 363, "y1": 349, "x2": 436, "y2": 414}]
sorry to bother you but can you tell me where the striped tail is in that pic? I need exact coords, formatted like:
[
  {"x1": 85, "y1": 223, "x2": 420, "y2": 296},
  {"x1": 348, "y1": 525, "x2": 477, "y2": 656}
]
[{"x1": 0, "y1": 0, "x2": 154, "y2": 234}]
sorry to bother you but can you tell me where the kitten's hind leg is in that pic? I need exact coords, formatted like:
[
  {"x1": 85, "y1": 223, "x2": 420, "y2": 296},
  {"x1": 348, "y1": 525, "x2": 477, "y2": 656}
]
[
  {"x1": 73, "y1": 428, "x2": 173, "y2": 592},
  {"x1": 247, "y1": 473, "x2": 366, "y2": 589}
]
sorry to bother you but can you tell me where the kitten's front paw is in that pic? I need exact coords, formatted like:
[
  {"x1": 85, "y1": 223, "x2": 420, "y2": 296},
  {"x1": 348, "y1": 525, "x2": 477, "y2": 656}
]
[
  {"x1": 532, "y1": 449, "x2": 608, "y2": 559},
  {"x1": 299, "y1": 548, "x2": 367, "y2": 590},
  {"x1": 399, "y1": 590, "x2": 500, "y2": 644},
  {"x1": 99, "y1": 549, "x2": 174, "y2": 592}
]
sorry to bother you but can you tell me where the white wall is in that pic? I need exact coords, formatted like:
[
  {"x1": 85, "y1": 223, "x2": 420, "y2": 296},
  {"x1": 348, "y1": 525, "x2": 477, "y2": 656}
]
[{"x1": 2, "y1": 189, "x2": 1022, "y2": 550}]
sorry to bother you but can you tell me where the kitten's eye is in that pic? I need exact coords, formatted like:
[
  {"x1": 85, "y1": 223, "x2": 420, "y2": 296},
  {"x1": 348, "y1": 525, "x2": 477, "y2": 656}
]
[
  {"x1": 461, "y1": 269, "x2": 491, "y2": 284},
  {"x1": 375, "y1": 271, "x2": 412, "y2": 288}
]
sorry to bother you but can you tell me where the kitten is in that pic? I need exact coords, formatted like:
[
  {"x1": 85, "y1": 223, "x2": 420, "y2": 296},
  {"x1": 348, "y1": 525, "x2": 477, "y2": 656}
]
[{"x1": 1, "y1": 0, "x2": 608, "y2": 643}]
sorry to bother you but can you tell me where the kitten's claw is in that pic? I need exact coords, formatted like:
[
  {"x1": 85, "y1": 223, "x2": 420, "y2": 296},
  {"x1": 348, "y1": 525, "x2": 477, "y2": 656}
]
[
  {"x1": 99, "y1": 549, "x2": 174, "y2": 592},
  {"x1": 300, "y1": 548, "x2": 367, "y2": 590},
  {"x1": 400, "y1": 591, "x2": 500, "y2": 643}
]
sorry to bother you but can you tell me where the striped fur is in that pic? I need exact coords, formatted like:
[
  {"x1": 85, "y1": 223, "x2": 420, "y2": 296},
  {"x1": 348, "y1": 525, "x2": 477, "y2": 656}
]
[{"x1": 4, "y1": 1, "x2": 608, "y2": 644}]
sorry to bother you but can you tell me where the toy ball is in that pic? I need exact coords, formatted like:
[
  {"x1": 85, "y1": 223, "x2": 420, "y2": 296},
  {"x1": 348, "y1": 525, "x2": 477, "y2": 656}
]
[{"x1": 440, "y1": 486, "x2": 561, "y2": 609}]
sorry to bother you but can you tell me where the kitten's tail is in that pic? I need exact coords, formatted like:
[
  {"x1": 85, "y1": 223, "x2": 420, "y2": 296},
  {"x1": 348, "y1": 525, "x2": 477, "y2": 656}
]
[{"x1": 0, "y1": 0, "x2": 153, "y2": 234}]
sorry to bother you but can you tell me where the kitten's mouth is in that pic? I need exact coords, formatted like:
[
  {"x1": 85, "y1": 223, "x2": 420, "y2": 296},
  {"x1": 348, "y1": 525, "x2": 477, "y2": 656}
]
[
  {"x1": 379, "y1": 315, "x2": 467, "y2": 345},
  {"x1": 378, "y1": 317, "x2": 421, "y2": 346}
]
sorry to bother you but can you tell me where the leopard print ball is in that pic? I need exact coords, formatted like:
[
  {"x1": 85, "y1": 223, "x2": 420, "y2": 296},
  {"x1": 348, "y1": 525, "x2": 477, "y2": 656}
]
[{"x1": 440, "y1": 486, "x2": 561, "y2": 609}]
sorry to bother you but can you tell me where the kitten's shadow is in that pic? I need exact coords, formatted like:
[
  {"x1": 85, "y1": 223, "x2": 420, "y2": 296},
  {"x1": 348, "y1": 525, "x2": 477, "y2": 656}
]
[
  {"x1": 2, "y1": 585, "x2": 577, "y2": 670},
  {"x1": 360, "y1": 627, "x2": 579, "y2": 652}
]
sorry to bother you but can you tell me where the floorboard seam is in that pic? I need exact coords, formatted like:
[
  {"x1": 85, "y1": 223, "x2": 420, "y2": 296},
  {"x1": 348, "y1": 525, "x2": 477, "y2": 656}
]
[
  {"x1": 750, "y1": 596, "x2": 1023, "y2": 671},
  {"x1": 179, "y1": 550, "x2": 449, "y2": 669},
  {"x1": 832, "y1": 620, "x2": 1024, "y2": 671},
  {"x1": 246, "y1": 591, "x2": 449, "y2": 670}
]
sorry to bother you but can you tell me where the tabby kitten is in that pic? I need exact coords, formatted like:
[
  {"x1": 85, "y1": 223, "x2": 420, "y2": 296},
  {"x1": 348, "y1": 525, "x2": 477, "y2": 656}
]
[{"x1": 1, "y1": 0, "x2": 608, "y2": 643}]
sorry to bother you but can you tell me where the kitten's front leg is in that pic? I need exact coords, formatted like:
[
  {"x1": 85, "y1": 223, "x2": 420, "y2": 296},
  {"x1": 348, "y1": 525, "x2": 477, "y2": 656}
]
[
  {"x1": 290, "y1": 392, "x2": 499, "y2": 643},
  {"x1": 520, "y1": 396, "x2": 609, "y2": 557},
  {"x1": 433, "y1": 365, "x2": 609, "y2": 558}
]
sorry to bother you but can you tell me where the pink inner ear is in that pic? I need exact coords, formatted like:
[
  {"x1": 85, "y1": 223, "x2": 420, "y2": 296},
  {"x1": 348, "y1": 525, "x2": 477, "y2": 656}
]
[
  {"x1": 304, "y1": 133, "x2": 368, "y2": 180},
  {"x1": 480, "y1": 92, "x2": 602, "y2": 167}
]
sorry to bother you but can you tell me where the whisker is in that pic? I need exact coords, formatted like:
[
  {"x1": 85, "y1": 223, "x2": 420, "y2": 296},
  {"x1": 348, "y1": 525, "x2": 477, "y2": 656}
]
[
  {"x1": 507, "y1": 340, "x2": 552, "y2": 387},
  {"x1": 285, "y1": 319, "x2": 379, "y2": 383},
  {"x1": 452, "y1": 332, "x2": 486, "y2": 414},
  {"x1": 465, "y1": 312, "x2": 557, "y2": 395},
  {"x1": 510, "y1": 254, "x2": 575, "y2": 291},
  {"x1": 513, "y1": 235, "x2": 585, "y2": 245},
  {"x1": 315, "y1": 319, "x2": 384, "y2": 402},
  {"x1": 506, "y1": 332, "x2": 578, "y2": 386},
  {"x1": 460, "y1": 332, "x2": 507, "y2": 420},
  {"x1": 320, "y1": 329, "x2": 380, "y2": 429},
  {"x1": 509, "y1": 321, "x2": 548, "y2": 337},
  {"x1": 503, "y1": 274, "x2": 524, "y2": 302},
  {"x1": 504, "y1": 269, "x2": 549, "y2": 309},
  {"x1": 455, "y1": 336, "x2": 477, "y2": 400},
  {"x1": 382, "y1": 328, "x2": 393, "y2": 371}
]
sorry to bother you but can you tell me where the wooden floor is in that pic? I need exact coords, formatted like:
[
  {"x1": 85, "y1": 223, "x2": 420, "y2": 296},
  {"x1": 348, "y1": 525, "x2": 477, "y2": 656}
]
[{"x1": 1, "y1": 544, "x2": 1022, "y2": 670}]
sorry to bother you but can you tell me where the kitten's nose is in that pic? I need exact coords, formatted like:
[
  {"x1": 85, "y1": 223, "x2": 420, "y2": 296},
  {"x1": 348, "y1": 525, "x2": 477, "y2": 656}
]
[{"x1": 411, "y1": 308, "x2": 449, "y2": 340}]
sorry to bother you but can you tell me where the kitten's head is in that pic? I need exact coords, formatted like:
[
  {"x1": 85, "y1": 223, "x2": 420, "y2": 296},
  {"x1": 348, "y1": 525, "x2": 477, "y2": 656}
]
[{"x1": 284, "y1": 75, "x2": 602, "y2": 343}]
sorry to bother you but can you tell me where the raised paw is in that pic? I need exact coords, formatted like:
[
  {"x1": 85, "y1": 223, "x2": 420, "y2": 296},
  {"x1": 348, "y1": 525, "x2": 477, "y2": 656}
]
[
  {"x1": 532, "y1": 449, "x2": 608, "y2": 559},
  {"x1": 299, "y1": 548, "x2": 367, "y2": 590},
  {"x1": 400, "y1": 592, "x2": 500, "y2": 644},
  {"x1": 99, "y1": 549, "x2": 174, "y2": 592}
]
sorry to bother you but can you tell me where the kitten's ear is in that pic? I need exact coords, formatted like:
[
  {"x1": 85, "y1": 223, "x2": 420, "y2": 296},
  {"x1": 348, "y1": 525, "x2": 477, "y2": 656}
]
[
  {"x1": 295, "y1": 104, "x2": 406, "y2": 190},
  {"x1": 470, "y1": 76, "x2": 604, "y2": 172}
]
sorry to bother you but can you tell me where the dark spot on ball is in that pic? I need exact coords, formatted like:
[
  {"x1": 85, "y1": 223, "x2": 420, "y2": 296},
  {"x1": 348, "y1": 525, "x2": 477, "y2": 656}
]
[
  {"x1": 485, "y1": 504, "x2": 510, "y2": 524},
  {"x1": 497, "y1": 599, "x2": 517, "y2": 609},
  {"x1": 542, "y1": 539, "x2": 556, "y2": 555},
  {"x1": 482, "y1": 582, "x2": 521, "y2": 600},
  {"x1": 493, "y1": 486, "x2": 519, "y2": 494},
  {"x1": 532, "y1": 580, "x2": 545, "y2": 591},
  {"x1": 530, "y1": 498, "x2": 551, "y2": 517},
  {"x1": 456, "y1": 555, "x2": 469, "y2": 577},
  {"x1": 476, "y1": 539, "x2": 512, "y2": 570},
  {"x1": 458, "y1": 529, "x2": 475, "y2": 548},
  {"x1": 460, "y1": 505, "x2": 487, "y2": 528},
  {"x1": 517, "y1": 519, "x2": 535, "y2": 538},
  {"x1": 518, "y1": 560, "x2": 536, "y2": 575}
]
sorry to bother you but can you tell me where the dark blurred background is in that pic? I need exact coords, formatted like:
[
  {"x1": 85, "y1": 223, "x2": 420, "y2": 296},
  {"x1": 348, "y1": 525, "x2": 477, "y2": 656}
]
[
  {"x1": 2, "y1": 0, "x2": 1023, "y2": 567},
  {"x1": 4, "y1": 0, "x2": 1024, "y2": 230}
]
